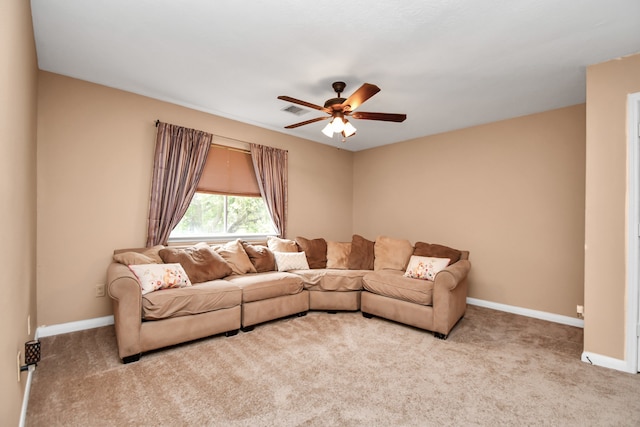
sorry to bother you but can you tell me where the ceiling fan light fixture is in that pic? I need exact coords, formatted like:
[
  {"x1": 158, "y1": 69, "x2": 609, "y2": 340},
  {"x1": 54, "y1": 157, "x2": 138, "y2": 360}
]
[
  {"x1": 342, "y1": 120, "x2": 357, "y2": 137},
  {"x1": 330, "y1": 115, "x2": 345, "y2": 133},
  {"x1": 321, "y1": 122, "x2": 334, "y2": 138}
]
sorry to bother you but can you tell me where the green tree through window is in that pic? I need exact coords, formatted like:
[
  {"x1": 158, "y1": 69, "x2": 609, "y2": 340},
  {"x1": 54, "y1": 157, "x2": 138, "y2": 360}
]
[{"x1": 170, "y1": 193, "x2": 276, "y2": 240}]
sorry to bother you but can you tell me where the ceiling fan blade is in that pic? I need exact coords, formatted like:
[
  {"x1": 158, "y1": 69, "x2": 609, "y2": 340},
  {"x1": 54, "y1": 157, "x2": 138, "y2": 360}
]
[
  {"x1": 351, "y1": 112, "x2": 407, "y2": 122},
  {"x1": 284, "y1": 116, "x2": 330, "y2": 129},
  {"x1": 278, "y1": 96, "x2": 329, "y2": 112},
  {"x1": 343, "y1": 83, "x2": 380, "y2": 111}
]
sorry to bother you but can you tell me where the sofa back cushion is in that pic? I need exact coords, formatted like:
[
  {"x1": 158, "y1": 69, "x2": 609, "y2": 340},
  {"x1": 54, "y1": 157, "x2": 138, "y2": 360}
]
[
  {"x1": 241, "y1": 241, "x2": 276, "y2": 272},
  {"x1": 112, "y1": 245, "x2": 165, "y2": 265},
  {"x1": 413, "y1": 242, "x2": 462, "y2": 265},
  {"x1": 159, "y1": 247, "x2": 232, "y2": 283},
  {"x1": 374, "y1": 236, "x2": 414, "y2": 271},
  {"x1": 214, "y1": 239, "x2": 257, "y2": 275},
  {"x1": 295, "y1": 236, "x2": 327, "y2": 269},
  {"x1": 348, "y1": 234, "x2": 375, "y2": 270},
  {"x1": 267, "y1": 236, "x2": 298, "y2": 253},
  {"x1": 326, "y1": 241, "x2": 351, "y2": 269}
]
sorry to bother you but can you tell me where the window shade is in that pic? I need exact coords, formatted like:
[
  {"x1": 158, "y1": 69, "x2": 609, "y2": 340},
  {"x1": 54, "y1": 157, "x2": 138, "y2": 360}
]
[{"x1": 196, "y1": 145, "x2": 261, "y2": 197}]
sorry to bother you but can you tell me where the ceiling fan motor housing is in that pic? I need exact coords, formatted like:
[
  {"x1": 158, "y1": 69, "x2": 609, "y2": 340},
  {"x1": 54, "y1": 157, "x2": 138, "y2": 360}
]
[
  {"x1": 325, "y1": 81, "x2": 348, "y2": 109},
  {"x1": 324, "y1": 97, "x2": 347, "y2": 109}
]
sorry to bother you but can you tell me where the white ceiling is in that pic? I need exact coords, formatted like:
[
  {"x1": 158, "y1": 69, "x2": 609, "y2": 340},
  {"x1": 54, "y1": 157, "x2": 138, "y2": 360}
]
[{"x1": 31, "y1": 0, "x2": 640, "y2": 151}]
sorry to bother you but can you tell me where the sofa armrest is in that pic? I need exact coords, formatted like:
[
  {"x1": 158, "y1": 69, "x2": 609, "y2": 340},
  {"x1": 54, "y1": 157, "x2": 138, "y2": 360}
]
[
  {"x1": 107, "y1": 263, "x2": 143, "y2": 359},
  {"x1": 432, "y1": 259, "x2": 471, "y2": 336},
  {"x1": 435, "y1": 259, "x2": 471, "y2": 291}
]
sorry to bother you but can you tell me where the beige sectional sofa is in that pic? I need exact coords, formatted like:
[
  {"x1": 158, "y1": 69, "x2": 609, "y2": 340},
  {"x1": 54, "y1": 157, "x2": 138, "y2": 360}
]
[{"x1": 107, "y1": 235, "x2": 471, "y2": 363}]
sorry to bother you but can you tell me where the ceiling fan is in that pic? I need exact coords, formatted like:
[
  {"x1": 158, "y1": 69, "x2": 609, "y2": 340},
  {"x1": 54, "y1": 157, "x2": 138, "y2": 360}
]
[{"x1": 278, "y1": 81, "x2": 407, "y2": 139}]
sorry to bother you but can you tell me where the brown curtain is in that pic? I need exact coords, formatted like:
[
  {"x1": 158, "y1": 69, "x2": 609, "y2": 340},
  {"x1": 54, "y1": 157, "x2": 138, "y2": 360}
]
[
  {"x1": 250, "y1": 144, "x2": 288, "y2": 238},
  {"x1": 146, "y1": 122, "x2": 212, "y2": 246}
]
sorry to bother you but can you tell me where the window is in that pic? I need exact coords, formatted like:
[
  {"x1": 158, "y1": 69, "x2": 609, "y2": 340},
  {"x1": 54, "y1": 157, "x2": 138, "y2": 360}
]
[
  {"x1": 170, "y1": 193, "x2": 276, "y2": 241},
  {"x1": 168, "y1": 144, "x2": 276, "y2": 242}
]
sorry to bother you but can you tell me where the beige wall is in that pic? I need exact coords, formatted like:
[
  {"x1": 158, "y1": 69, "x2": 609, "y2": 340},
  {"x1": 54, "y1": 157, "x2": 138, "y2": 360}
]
[
  {"x1": 32, "y1": 47, "x2": 640, "y2": 368},
  {"x1": 584, "y1": 53, "x2": 640, "y2": 360},
  {"x1": 36, "y1": 72, "x2": 354, "y2": 326},
  {"x1": 354, "y1": 105, "x2": 586, "y2": 317},
  {"x1": 0, "y1": 0, "x2": 38, "y2": 423},
  {"x1": 36, "y1": 71, "x2": 589, "y2": 328}
]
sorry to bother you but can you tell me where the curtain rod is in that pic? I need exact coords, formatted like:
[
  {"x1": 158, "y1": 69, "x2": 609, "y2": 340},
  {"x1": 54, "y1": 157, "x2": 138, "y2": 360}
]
[{"x1": 155, "y1": 120, "x2": 288, "y2": 154}]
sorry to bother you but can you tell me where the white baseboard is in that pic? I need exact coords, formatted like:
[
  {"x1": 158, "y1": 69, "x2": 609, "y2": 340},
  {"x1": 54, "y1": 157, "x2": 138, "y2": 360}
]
[
  {"x1": 581, "y1": 351, "x2": 635, "y2": 373},
  {"x1": 465, "y1": 298, "x2": 637, "y2": 373},
  {"x1": 36, "y1": 302, "x2": 580, "y2": 338},
  {"x1": 467, "y1": 297, "x2": 585, "y2": 328},
  {"x1": 18, "y1": 368, "x2": 34, "y2": 427},
  {"x1": 36, "y1": 315, "x2": 114, "y2": 338}
]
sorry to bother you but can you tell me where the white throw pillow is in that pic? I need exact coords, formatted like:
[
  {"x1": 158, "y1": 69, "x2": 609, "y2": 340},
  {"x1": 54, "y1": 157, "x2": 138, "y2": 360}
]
[
  {"x1": 128, "y1": 263, "x2": 192, "y2": 294},
  {"x1": 403, "y1": 256, "x2": 450, "y2": 281},
  {"x1": 273, "y1": 251, "x2": 309, "y2": 271}
]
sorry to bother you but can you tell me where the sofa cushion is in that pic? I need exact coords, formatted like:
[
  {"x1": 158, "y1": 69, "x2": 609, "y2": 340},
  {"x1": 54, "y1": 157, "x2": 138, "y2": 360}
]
[
  {"x1": 241, "y1": 241, "x2": 276, "y2": 272},
  {"x1": 273, "y1": 251, "x2": 309, "y2": 271},
  {"x1": 374, "y1": 236, "x2": 414, "y2": 271},
  {"x1": 293, "y1": 268, "x2": 367, "y2": 292},
  {"x1": 142, "y1": 280, "x2": 242, "y2": 320},
  {"x1": 267, "y1": 236, "x2": 298, "y2": 252},
  {"x1": 363, "y1": 270, "x2": 434, "y2": 306},
  {"x1": 159, "y1": 247, "x2": 232, "y2": 283},
  {"x1": 113, "y1": 245, "x2": 165, "y2": 265},
  {"x1": 214, "y1": 239, "x2": 257, "y2": 275},
  {"x1": 295, "y1": 236, "x2": 327, "y2": 269},
  {"x1": 326, "y1": 242, "x2": 351, "y2": 269},
  {"x1": 348, "y1": 234, "x2": 375, "y2": 270},
  {"x1": 114, "y1": 252, "x2": 157, "y2": 265},
  {"x1": 404, "y1": 256, "x2": 450, "y2": 281},
  {"x1": 224, "y1": 271, "x2": 304, "y2": 303},
  {"x1": 128, "y1": 263, "x2": 192, "y2": 295},
  {"x1": 413, "y1": 242, "x2": 462, "y2": 265}
]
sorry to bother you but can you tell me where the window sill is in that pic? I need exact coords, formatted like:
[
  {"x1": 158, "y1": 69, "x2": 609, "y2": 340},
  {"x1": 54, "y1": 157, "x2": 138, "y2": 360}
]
[{"x1": 167, "y1": 234, "x2": 277, "y2": 246}]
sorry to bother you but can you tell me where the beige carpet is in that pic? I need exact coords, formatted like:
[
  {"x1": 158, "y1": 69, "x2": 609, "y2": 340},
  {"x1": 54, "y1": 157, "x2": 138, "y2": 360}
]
[{"x1": 26, "y1": 305, "x2": 640, "y2": 426}]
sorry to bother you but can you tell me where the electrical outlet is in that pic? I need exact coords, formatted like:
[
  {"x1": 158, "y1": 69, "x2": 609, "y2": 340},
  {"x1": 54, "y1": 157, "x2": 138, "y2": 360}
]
[
  {"x1": 577, "y1": 304, "x2": 584, "y2": 319},
  {"x1": 17, "y1": 351, "x2": 21, "y2": 383},
  {"x1": 27, "y1": 314, "x2": 31, "y2": 336},
  {"x1": 95, "y1": 284, "x2": 106, "y2": 298}
]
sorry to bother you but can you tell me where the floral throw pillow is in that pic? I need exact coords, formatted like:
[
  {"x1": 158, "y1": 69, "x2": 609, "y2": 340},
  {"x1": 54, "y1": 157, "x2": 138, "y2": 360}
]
[
  {"x1": 129, "y1": 263, "x2": 192, "y2": 295},
  {"x1": 403, "y1": 256, "x2": 450, "y2": 281}
]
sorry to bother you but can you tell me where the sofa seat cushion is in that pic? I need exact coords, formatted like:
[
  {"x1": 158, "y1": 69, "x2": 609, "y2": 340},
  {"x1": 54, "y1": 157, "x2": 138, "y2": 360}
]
[
  {"x1": 292, "y1": 269, "x2": 368, "y2": 292},
  {"x1": 224, "y1": 271, "x2": 303, "y2": 303},
  {"x1": 363, "y1": 270, "x2": 434, "y2": 306},
  {"x1": 142, "y1": 280, "x2": 242, "y2": 320}
]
